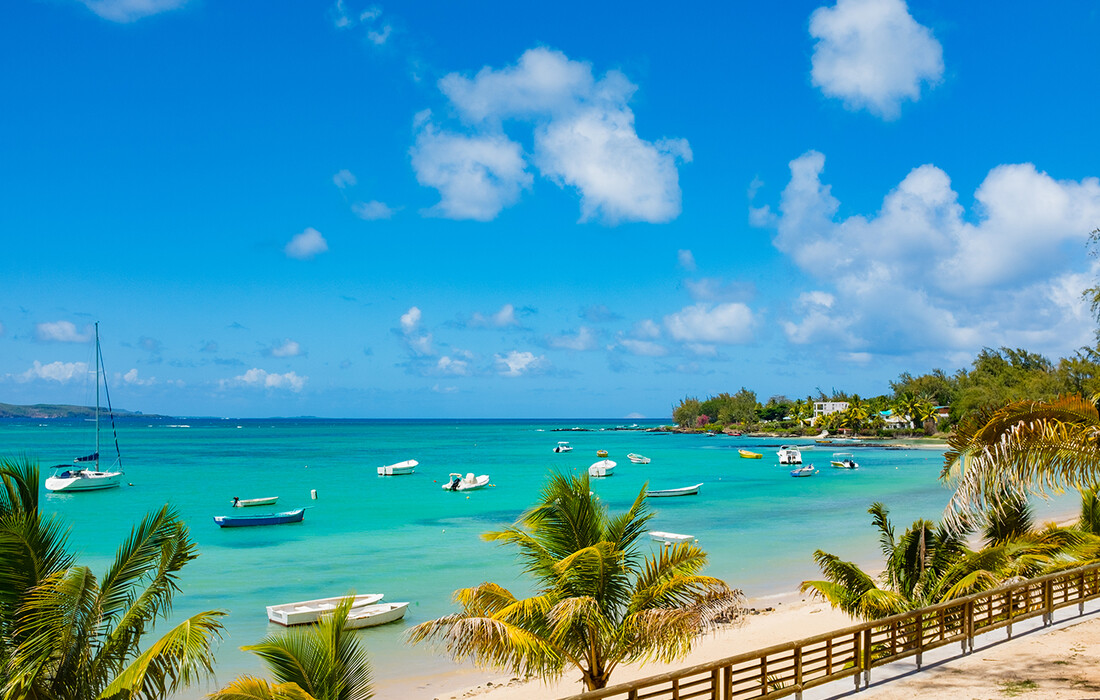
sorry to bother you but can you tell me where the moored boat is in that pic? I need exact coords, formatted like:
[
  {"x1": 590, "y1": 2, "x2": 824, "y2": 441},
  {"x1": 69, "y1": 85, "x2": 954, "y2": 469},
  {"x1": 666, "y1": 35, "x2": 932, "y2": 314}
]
[
  {"x1": 588, "y1": 459, "x2": 616, "y2": 477},
  {"x1": 267, "y1": 593, "x2": 385, "y2": 626},
  {"x1": 378, "y1": 459, "x2": 418, "y2": 476},
  {"x1": 343, "y1": 601, "x2": 410, "y2": 629},
  {"x1": 649, "y1": 531, "x2": 695, "y2": 544},
  {"x1": 214, "y1": 508, "x2": 305, "y2": 527},
  {"x1": 232, "y1": 496, "x2": 279, "y2": 507},
  {"x1": 627, "y1": 453, "x2": 651, "y2": 464},
  {"x1": 596, "y1": 449, "x2": 609, "y2": 458},
  {"x1": 646, "y1": 483, "x2": 702, "y2": 498},
  {"x1": 777, "y1": 446, "x2": 803, "y2": 465},
  {"x1": 738, "y1": 449, "x2": 762, "y2": 459},
  {"x1": 789, "y1": 465, "x2": 817, "y2": 477},
  {"x1": 830, "y1": 453, "x2": 859, "y2": 469},
  {"x1": 442, "y1": 472, "x2": 490, "y2": 491},
  {"x1": 554, "y1": 441, "x2": 573, "y2": 453}
]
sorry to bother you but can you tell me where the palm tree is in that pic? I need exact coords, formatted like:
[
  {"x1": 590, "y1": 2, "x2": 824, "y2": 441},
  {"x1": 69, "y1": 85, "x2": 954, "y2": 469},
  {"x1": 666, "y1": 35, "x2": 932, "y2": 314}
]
[
  {"x1": 407, "y1": 472, "x2": 742, "y2": 691},
  {"x1": 210, "y1": 597, "x2": 373, "y2": 700},
  {"x1": 0, "y1": 456, "x2": 226, "y2": 700}
]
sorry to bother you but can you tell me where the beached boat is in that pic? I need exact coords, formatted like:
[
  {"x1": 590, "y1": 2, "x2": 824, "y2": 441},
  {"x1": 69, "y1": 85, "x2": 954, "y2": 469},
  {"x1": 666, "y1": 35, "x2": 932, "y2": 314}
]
[
  {"x1": 588, "y1": 459, "x2": 616, "y2": 477},
  {"x1": 45, "y1": 323, "x2": 123, "y2": 493},
  {"x1": 649, "y1": 531, "x2": 695, "y2": 544},
  {"x1": 627, "y1": 453, "x2": 651, "y2": 464},
  {"x1": 267, "y1": 593, "x2": 385, "y2": 626},
  {"x1": 738, "y1": 449, "x2": 762, "y2": 459},
  {"x1": 232, "y1": 496, "x2": 279, "y2": 507},
  {"x1": 343, "y1": 601, "x2": 409, "y2": 629},
  {"x1": 554, "y1": 441, "x2": 573, "y2": 453},
  {"x1": 442, "y1": 472, "x2": 490, "y2": 491},
  {"x1": 830, "y1": 453, "x2": 859, "y2": 469},
  {"x1": 596, "y1": 449, "x2": 609, "y2": 458},
  {"x1": 777, "y1": 446, "x2": 802, "y2": 465},
  {"x1": 378, "y1": 459, "x2": 418, "y2": 476},
  {"x1": 789, "y1": 465, "x2": 817, "y2": 477},
  {"x1": 646, "y1": 483, "x2": 702, "y2": 498},
  {"x1": 214, "y1": 508, "x2": 305, "y2": 527}
]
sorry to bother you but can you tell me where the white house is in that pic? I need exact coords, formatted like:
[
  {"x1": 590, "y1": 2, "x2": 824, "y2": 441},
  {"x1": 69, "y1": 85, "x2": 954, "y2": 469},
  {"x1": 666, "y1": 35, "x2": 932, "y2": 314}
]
[{"x1": 813, "y1": 401, "x2": 849, "y2": 419}]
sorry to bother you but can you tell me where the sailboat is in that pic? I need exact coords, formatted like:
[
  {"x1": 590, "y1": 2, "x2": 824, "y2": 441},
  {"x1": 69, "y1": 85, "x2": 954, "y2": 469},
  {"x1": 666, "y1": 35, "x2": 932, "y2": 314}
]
[{"x1": 45, "y1": 323, "x2": 123, "y2": 492}]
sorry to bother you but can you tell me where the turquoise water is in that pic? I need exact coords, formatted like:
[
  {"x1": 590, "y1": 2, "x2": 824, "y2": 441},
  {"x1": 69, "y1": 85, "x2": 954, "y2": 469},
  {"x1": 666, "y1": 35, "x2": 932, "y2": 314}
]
[{"x1": 2, "y1": 419, "x2": 1076, "y2": 693}]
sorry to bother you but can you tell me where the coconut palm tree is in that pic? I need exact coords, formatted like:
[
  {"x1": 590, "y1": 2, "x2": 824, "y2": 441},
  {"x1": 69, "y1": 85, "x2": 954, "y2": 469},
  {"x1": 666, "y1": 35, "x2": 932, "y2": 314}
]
[
  {"x1": 210, "y1": 597, "x2": 373, "y2": 700},
  {"x1": 407, "y1": 472, "x2": 742, "y2": 691},
  {"x1": 0, "y1": 456, "x2": 226, "y2": 700}
]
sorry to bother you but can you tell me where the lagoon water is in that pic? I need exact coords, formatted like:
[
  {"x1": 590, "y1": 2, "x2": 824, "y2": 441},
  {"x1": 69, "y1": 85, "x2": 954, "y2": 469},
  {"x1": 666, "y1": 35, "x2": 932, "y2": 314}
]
[{"x1": 2, "y1": 418, "x2": 1076, "y2": 693}]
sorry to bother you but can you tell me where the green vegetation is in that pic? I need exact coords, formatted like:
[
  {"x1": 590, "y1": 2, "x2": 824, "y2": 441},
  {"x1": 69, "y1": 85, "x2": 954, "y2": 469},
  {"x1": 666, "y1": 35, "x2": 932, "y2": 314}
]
[{"x1": 407, "y1": 472, "x2": 742, "y2": 691}]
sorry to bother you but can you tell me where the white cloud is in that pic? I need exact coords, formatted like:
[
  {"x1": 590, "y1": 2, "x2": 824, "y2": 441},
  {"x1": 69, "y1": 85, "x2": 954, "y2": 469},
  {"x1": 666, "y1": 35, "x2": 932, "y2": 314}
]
[
  {"x1": 36, "y1": 321, "x2": 92, "y2": 343},
  {"x1": 400, "y1": 307, "x2": 422, "y2": 333},
  {"x1": 268, "y1": 339, "x2": 302, "y2": 358},
  {"x1": 352, "y1": 200, "x2": 396, "y2": 220},
  {"x1": 17, "y1": 361, "x2": 88, "y2": 383},
  {"x1": 549, "y1": 327, "x2": 597, "y2": 351},
  {"x1": 470, "y1": 304, "x2": 520, "y2": 328},
  {"x1": 809, "y1": 0, "x2": 943, "y2": 119},
  {"x1": 664, "y1": 303, "x2": 756, "y2": 344},
  {"x1": 333, "y1": 169, "x2": 357, "y2": 188},
  {"x1": 367, "y1": 25, "x2": 391, "y2": 45},
  {"x1": 410, "y1": 120, "x2": 531, "y2": 221},
  {"x1": 495, "y1": 350, "x2": 546, "y2": 377},
  {"x1": 121, "y1": 368, "x2": 154, "y2": 385},
  {"x1": 232, "y1": 368, "x2": 307, "y2": 392},
  {"x1": 617, "y1": 338, "x2": 668, "y2": 357},
  {"x1": 399, "y1": 307, "x2": 433, "y2": 356},
  {"x1": 677, "y1": 249, "x2": 696, "y2": 271},
  {"x1": 432, "y1": 384, "x2": 459, "y2": 394},
  {"x1": 436, "y1": 355, "x2": 470, "y2": 376},
  {"x1": 285, "y1": 227, "x2": 329, "y2": 260},
  {"x1": 79, "y1": 0, "x2": 187, "y2": 23},
  {"x1": 684, "y1": 277, "x2": 755, "y2": 302},
  {"x1": 633, "y1": 319, "x2": 662, "y2": 340},
  {"x1": 424, "y1": 47, "x2": 690, "y2": 224}
]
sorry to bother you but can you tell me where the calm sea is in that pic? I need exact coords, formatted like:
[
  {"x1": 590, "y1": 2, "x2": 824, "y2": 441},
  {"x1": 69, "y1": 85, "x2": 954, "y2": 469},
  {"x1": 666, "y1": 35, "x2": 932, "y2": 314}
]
[{"x1": 1, "y1": 418, "x2": 1076, "y2": 694}]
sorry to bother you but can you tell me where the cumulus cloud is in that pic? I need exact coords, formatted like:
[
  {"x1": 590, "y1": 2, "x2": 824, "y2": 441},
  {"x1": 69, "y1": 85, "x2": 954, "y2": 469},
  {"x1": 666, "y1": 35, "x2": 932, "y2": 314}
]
[
  {"x1": 267, "y1": 339, "x2": 302, "y2": 358},
  {"x1": 16, "y1": 361, "x2": 88, "y2": 383},
  {"x1": 417, "y1": 47, "x2": 690, "y2": 224},
  {"x1": 758, "y1": 150, "x2": 1100, "y2": 356},
  {"x1": 435, "y1": 355, "x2": 470, "y2": 376},
  {"x1": 285, "y1": 228, "x2": 329, "y2": 260},
  {"x1": 352, "y1": 200, "x2": 396, "y2": 220},
  {"x1": 79, "y1": 0, "x2": 187, "y2": 23},
  {"x1": 333, "y1": 169, "x2": 357, "y2": 188},
  {"x1": 617, "y1": 338, "x2": 668, "y2": 357},
  {"x1": 36, "y1": 321, "x2": 92, "y2": 343},
  {"x1": 664, "y1": 303, "x2": 756, "y2": 344},
  {"x1": 398, "y1": 306, "x2": 432, "y2": 356},
  {"x1": 548, "y1": 327, "x2": 597, "y2": 351},
  {"x1": 677, "y1": 249, "x2": 696, "y2": 271},
  {"x1": 230, "y1": 368, "x2": 307, "y2": 392},
  {"x1": 809, "y1": 0, "x2": 943, "y2": 119},
  {"x1": 495, "y1": 350, "x2": 546, "y2": 377},
  {"x1": 121, "y1": 368, "x2": 154, "y2": 386},
  {"x1": 469, "y1": 304, "x2": 521, "y2": 328}
]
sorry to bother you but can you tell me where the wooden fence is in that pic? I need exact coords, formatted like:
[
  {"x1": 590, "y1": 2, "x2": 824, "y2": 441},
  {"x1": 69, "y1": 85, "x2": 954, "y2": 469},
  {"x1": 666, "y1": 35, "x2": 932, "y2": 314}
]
[{"x1": 559, "y1": 562, "x2": 1100, "y2": 700}]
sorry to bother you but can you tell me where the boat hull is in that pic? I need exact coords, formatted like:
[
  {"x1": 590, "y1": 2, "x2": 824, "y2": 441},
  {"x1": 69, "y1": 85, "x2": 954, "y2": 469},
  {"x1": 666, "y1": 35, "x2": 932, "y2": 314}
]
[
  {"x1": 647, "y1": 483, "x2": 702, "y2": 497},
  {"x1": 588, "y1": 459, "x2": 616, "y2": 477},
  {"x1": 442, "y1": 473, "x2": 490, "y2": 491},
  {"x1": 790, "y1": 467, "x2": 817, "y2": 477},
  {"x1": 378, "y1": 459, "x2": 418, "y2": 476},
  {"x1": 650, "y1": 531, "x2": 695, "y2": 544},
  {"x1": 343, "y1": 602, "x2": 409, "y2": 629},
  {"x1": 627, "y1": 453, "x2": 651, "y2": 464},
  {"x1": 267, "y1": 593, "x2": 385, "y2": 626},
  {"x1": 45, "y1": 470, "x2": 122, "y2": 492},
  {"x1": 738, "y1": 450, "x2": 762, "y2": 459},
  {"x1": 233, "y1": 496, "x2": 279, "y2": 507},
  {"x1": 214, "y1": 508, "x2": 305, "y2": 527}
]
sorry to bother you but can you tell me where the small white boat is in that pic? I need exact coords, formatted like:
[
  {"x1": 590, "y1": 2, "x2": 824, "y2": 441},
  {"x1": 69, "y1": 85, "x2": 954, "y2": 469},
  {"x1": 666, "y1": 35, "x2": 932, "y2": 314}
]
[
  {"x1": 588, "y1": 459, "x2": 616, "y2": 477},
  {"x1": 554, "y1": 442, "x2": 573, "y2": 453},
  {"x1": 830, "y1": 453, "x2": 859, "y2": 469},
  {"x1": 442, "y1": 472, "x2": 490, "y2": 491},
  {"x1": 777, "y1": 446, "x2": 803, "y2": 465},
  {"x1": 627, "y1": 453, "x2": 651, "y2": 464},
  {"x1": 647, "y1": 483, "x2": 702, "y2": 498},
  {"x1": 378, "y1": 459, "x2": 418, "y2": 476},
  {"x1": 649, "y1": 531, "x2": 695, "y2": 544},
  {"x1": 790, "y1": 465, "x2": 817, "y2": 477},
  {"x1": 267, "y1": 593, "x2": 385, "y2": 626},
  {"x1": 342, "y1": 601, "x2": 409, "y2": 629},
  {"x1": 232, "y1": 496, "x2": 279, "y2": 507}
]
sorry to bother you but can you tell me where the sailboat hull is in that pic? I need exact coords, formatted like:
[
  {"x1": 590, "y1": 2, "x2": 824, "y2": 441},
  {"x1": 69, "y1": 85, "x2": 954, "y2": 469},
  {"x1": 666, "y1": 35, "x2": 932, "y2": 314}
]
[{"x1": 45, "y1": 470, "x2": 122, "y2": 492}]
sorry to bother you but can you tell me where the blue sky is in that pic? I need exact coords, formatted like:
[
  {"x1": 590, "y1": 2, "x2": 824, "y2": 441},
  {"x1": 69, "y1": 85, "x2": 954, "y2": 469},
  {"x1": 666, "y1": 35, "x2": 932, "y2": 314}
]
[{"x1": 2, "y1": 0, "x2": 1099, "y2": 418}]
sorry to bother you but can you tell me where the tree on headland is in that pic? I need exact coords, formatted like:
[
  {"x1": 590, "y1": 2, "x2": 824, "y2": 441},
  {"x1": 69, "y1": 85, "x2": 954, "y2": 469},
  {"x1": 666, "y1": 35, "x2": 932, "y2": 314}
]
[
  {"x1": 407, "y1": 472, "x2": 742, "y2": 691},
  {"x1": 0, "y1": 456, "x2": 225, "y2": 700}
]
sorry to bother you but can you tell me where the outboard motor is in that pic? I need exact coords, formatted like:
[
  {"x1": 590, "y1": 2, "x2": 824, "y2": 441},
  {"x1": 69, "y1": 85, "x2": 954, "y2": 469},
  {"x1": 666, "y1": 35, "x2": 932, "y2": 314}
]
[{"x1": 450, "y1": 476, "x2": 461, "y2": 491}]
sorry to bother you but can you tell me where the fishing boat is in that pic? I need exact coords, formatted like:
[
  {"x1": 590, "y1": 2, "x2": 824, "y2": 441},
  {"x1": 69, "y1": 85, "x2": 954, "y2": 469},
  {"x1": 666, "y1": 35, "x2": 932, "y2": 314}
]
[
  {"x1": 789, "y1": 465, "x2": 817, "y2": 477},
  {"x1": 267, "y1": 593, "x2": 385, "y2": 626},
  {"x1": 45, "y1": 323, "x2": 124, "y2": 493},
  {"x1": 777, "y1": 446, "x2": 802, "y2": 465},
  {"x1": 213, "y1": 508, "x2": 305, "y2": 527},
  {"x1": 646, "y1": 483, "x2": 702, "y2": 498},
  {"x1": 378, "y1": 459, "x2": 418, "y2": 476},
  {"x1": 442, "y1": 472, "x2": 490, "y2": 491},
  {"x1": 232, "y1": 496, "x2": 279, "y2": 507},
  {"x1": 596, "y1": 449, "x2": 609, "y2": 458},
  {"x1": 343, "y1": 601, "x2": 410, "y2": 629},
  {"x1": 738, "y1": 449, "x2": 762, "y2": 459},
  {"x1": 627, "y1": 453, "x2": 651, "y2": 464},
  {"x1": 588, "y1": 459, "x2": 616, "y2": 477},
  {"x1": 649, "y1": 531, "x2": 695, "y2": 544},
  {"x1": 830, "y1": 453, "x2": 859, "y2": 469},
  {"x1": 554, "y1": 441, "x2": 573, "y2": 453}
]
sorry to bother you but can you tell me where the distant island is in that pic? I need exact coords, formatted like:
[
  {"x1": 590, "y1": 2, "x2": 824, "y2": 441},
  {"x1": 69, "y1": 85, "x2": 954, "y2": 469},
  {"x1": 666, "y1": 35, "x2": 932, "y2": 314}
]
[{"x1": 0, "y1": 403, "x2": 156, "y2": 419}]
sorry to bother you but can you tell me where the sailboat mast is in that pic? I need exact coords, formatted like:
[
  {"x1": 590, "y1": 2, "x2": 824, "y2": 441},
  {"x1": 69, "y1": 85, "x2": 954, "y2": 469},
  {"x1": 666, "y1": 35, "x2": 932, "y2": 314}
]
[{"x1": 95, "y1": 321, "x2": 100, "y2": 470}]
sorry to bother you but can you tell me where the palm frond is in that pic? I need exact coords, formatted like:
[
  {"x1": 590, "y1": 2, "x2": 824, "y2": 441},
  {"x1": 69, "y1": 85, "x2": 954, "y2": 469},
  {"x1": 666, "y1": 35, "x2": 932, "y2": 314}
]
[{"x1": 208, "y1": 676, "x2": 316, "y2": 700}]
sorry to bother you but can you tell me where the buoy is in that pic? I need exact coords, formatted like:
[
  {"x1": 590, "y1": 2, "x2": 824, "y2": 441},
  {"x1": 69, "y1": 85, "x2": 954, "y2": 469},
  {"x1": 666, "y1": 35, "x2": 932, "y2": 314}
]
[{"x1": 311, "y1": 489, "x2": 318, "y2": 499}]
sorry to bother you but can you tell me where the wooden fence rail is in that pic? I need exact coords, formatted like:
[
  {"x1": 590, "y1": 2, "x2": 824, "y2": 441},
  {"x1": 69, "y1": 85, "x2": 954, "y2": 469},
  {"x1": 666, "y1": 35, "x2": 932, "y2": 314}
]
[{"x1": 559, "y1": 562, "x2": 1100, "y2": 700}]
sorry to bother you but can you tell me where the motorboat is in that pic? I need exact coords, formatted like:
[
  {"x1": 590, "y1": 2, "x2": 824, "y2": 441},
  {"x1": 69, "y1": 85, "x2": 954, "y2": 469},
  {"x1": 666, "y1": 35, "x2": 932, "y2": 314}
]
[
  {"x1": 267, "y1": 593, "x2": 385, "y2": 626},
  {"x1": 232, "y1": 496, "x2": 279, "y2": 507},
  {"x1": 45, "y1": 323, "x2": 123, "y2": 493},
  {"x1": 378, "y1": 459, "x2": 418, "y2": 476},
  {"x1": 649, "y1": 531, "x2": 695, "y2": 544},
  {"x1": 646, "y1": 483, "x2": 702, "y2": 498},
  {"x1": 554, "y1": 442, "x2": 573, "y2": 453},
  {"x1": 588, "y1": 459, "x2": 616, "y2": 477},
  {"x1": 738, "y1": 449, "x2": 762, "y2": 459},
  {"x1": 214, "y1": 508, "x2": 305, "y2": 527},
  {"x1": 343, "y1": 601, "x2": 410, "y2": 629},
  {"x1": 830, "y1": 453, "x2": 859, "y2": 469},
  {"x1": 596, "y1": 449, "x2": 609, "y2": 458},
  {"x1": 442, "y1": 472, "x2": 490, "y2": 491},
  {"x1": 627, "y1": 453, "x2": 651, "y2": 464},
  {"x1": 777, "y1": 446, "x2": 803, "y2": 465},
  {"x1": 789, "y1": 465, "x2": 817, "y2": 477}
]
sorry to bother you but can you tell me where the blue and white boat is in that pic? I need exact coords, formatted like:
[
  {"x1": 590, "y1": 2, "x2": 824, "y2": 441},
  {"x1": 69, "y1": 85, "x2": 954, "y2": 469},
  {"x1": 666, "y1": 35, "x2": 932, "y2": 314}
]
[
  {"x1": 214, "y1": 508, "x2": 305, "y2": 527},
  {"x1": 789, "y1": 465, "x2": 817, "y2": 477}
]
